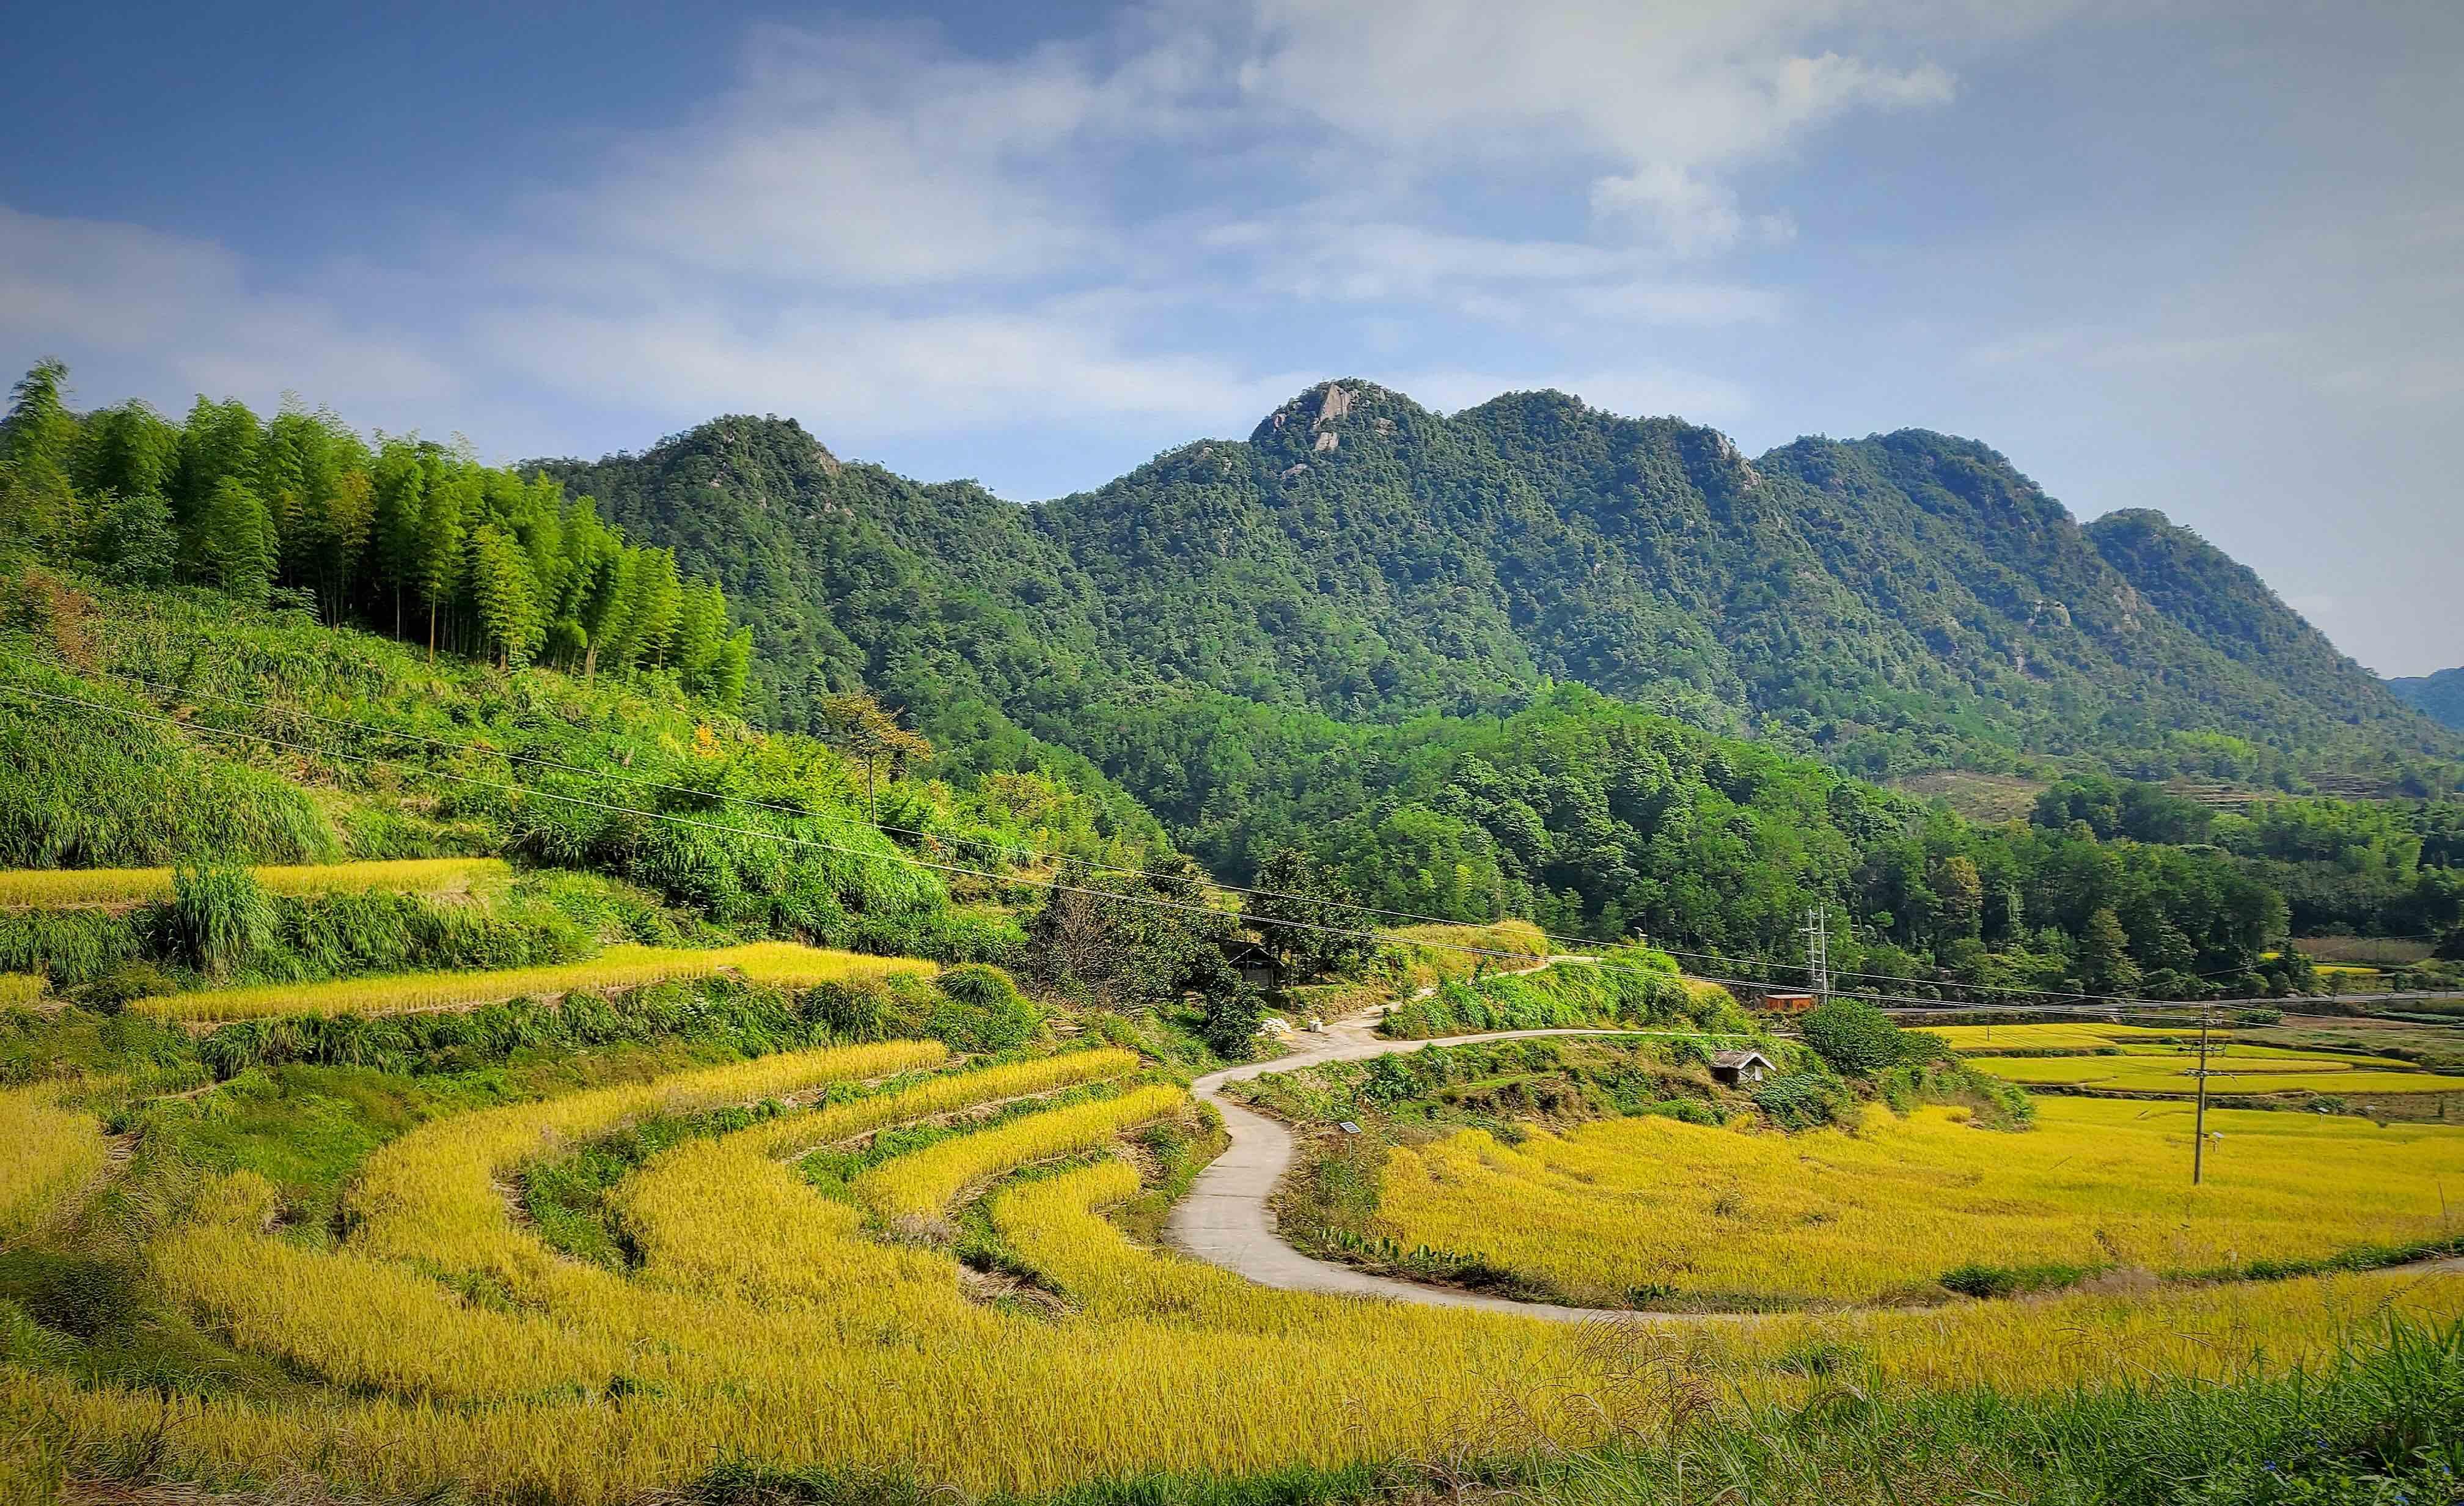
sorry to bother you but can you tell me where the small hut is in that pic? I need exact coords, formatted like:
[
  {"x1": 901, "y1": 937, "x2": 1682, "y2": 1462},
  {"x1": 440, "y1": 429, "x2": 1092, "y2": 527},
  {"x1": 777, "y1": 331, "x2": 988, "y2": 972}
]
[
  {"x1": 1759, "y1": 992, "x2": 1817, "y2": 1017},
  {"x1": 1220, "y1": 939, "x2": 1282, "y2": 994},
  {"x1": 1709, "y1": 1049, "x2": 1776, "y2": 1087}
]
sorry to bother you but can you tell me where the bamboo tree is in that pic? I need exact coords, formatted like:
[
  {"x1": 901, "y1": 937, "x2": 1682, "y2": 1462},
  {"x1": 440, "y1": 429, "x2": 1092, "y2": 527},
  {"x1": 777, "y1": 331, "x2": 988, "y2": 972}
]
[
  {"x1": 416, "y1": 464, "x2": 474, "y2": 661},
  {"x1": 0, "y1": 360, "x2": 80, "y2": 552}
]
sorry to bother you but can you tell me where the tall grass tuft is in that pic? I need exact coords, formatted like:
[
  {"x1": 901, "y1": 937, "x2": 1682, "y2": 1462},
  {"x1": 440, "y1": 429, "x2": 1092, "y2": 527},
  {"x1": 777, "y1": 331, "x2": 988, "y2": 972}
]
[{"x1": 163, "y1": 864, "x2": 272, "y2": 979}]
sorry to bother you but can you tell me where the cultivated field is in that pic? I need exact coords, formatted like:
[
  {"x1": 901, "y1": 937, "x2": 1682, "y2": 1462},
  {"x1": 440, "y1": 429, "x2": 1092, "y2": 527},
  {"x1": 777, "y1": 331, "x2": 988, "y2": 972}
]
[
  {"x1": 0, "y1": 858, "x2": 512, "y2": 909},
  {"x1": 1921, "y1": 1019, "x2": 2464, "y2": 1097},
  {"x1": 131, "y1": 941, "x2": 936, "y2": 1023},
  {"x1": 1369, "y1": 1097, "x2": 2464, "y2": 1307},
  {"x1": 0, "y1": 1081, "x2": 106, "y2": 1241},
  {"x1": 21, "y1": 1045, "x2": 2463, "y2": 1500}
]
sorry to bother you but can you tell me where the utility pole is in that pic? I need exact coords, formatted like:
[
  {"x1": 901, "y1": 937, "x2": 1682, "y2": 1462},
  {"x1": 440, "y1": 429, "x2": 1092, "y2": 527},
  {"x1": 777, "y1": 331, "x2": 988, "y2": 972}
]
[
  {"x1": 2191, "y1": 997, "x2": 2213, "y2": 1186},
  {"x1": 1800, "y1": 906, "x2": 1831, "y2": 1002}
]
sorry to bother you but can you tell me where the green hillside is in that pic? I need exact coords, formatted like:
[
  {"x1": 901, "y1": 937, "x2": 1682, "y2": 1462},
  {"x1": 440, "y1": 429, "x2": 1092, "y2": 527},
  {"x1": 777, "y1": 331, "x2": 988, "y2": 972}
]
[{"x1": 2391, "y1": 667, "x2": 2464, "y2": 730}]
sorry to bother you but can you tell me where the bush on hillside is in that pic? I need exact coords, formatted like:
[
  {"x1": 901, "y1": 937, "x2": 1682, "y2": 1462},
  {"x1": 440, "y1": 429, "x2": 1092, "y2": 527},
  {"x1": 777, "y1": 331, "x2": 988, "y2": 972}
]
[
  {"x1": 1379, "y1": 952, "x2": 1748, "y2": 1040},
  {"x1": 1751, "y1": 1071, "x2": 1853, "y2": 1131},
  {"x1": 1800, "y1": 998, "x2": 1903, "y2": 1076}
]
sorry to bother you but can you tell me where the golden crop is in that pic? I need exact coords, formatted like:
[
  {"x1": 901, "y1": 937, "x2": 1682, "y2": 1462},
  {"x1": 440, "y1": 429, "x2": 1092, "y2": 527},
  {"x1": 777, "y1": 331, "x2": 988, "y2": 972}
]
[
  {"x1": 742, "y1": 1048, "x2": 1139, "y2": 1159},
  {"x1": 47, "y1": 1043, "x2": 2464, "y2": 1502},
  {"x1": 1923, "y1": 1020, "x2": 2464, "y2": 1096},
  {"x1": 851, "y1": 1084, "x2": 1187, "y2": 1221},
  {"x1": 131, "y1": 941, "x2": 936, "y2": 1023},
  {"x1": 0, "y1": 858, "x2": 511, "y2": 909},
  {"x1": 0, "y1": 1082, "x2": 107, "y2": 1243},
  {"x1": 1370, "y1": 1096, "x2": 2464, "y2": 1307},
  {"x1": 1924, "y1": 1021, "x2": 2205, "y2": 1051},
  {"x1": 1974, "y1": 1055, "x2": 2464, "y2": 1095},
  {"x1": 0, "y1": 972, "x2": 45, "y2": 1007}
]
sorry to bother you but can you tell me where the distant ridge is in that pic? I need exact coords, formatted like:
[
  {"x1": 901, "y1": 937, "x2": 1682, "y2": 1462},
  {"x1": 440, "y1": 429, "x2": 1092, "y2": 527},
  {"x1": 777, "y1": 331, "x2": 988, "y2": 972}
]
[
  {"x1": 539, "y1": 380, "x2": 2455, "y2": 788},
  {"x1": 2390, "y1": 667, "x2": 2464, "y2": 730}
]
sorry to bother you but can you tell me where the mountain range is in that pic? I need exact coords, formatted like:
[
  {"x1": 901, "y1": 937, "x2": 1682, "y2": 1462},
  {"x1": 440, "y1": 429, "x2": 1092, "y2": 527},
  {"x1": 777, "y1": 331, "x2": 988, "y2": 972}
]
[{"x1": 541, "y1": 381, "x2": 2453, "y2": 801}]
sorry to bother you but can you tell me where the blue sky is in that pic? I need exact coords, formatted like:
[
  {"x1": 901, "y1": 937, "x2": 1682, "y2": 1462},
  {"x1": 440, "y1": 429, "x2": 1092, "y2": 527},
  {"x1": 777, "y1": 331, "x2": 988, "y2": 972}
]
[{"x1": 4, "y1": 2, "x2": 2458, "y2": 674}]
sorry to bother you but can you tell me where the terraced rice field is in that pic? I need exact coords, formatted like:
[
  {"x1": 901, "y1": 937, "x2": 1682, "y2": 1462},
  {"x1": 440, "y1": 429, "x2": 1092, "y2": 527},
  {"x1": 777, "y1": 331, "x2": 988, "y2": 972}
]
[
  {"x1": 0, "y1": 858, "x2": 512, "y2": 909},
  {"x1": 132, "y1": 941, "x2": 935, "y2": 1023},
  {"x1": 1365, "y1": 1096, "x2": 2464, "y2": 1308},
  {"x1": 25, "y1": 1046, "x2": 2460, "y2": 1501},
  {"x1": 0, "y1": 1081, "x2": 108, "y2": 1240},
  {"x1": 1920, "y1": 1020, "x2": 2464, "y2": 1096}
]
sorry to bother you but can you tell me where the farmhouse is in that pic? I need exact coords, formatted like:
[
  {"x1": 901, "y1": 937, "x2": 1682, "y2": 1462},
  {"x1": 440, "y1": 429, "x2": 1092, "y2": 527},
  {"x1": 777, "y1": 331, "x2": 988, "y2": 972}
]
[{"x1": 1709, "y1": 1049, "x2": 1776, "y2": 1086}]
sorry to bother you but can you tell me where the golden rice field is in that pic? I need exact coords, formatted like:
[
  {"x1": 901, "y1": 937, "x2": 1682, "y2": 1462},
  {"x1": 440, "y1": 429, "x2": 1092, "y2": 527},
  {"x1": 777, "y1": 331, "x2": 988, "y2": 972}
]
[
  {"x1": 26, "y1": 1040, "x2": 2457, "y2": 1501},
  {"x1": 1368, "y1": 1097, "x2": 2464, "y2": 1307},
  {"x1": 850, "y1": 1084, "x2": 1187, "y2": 1222},
  {"x1": 131, "y1": 941, "x2": 937, "y2": 1023},
  {"x1": 0, "y1": 1082, "x2": 108, "y2": 1242},
  {"x1": 1921, "y1": 1019, "x2": 2464, "y2": 1096},
  {"x1": 0, "y1": 857, "x2": 512, "y2": 909},
  {"x1": 1972, "y1": 1054, "x2": 2464, "y2": 1096},
  {"x1": 1923, "y1": 1021, "x2": 2210, "y2": 1052},
  {"x1": 0, "y1": 972, "x2": 46, "y2": 1007}
]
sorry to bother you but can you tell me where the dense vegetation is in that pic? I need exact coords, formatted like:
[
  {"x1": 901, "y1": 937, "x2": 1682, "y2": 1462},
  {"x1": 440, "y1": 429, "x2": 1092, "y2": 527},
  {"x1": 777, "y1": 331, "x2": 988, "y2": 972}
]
[{"x1": 0, "y1": 569, "x2": 1175, "y2": 984}]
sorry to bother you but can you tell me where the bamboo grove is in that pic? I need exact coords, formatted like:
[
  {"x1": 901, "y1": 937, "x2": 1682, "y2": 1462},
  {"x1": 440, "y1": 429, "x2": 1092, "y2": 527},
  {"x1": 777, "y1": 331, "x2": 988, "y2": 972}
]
[{"x1": 0, "y1": 361, "x2": 749, "y2": 698}]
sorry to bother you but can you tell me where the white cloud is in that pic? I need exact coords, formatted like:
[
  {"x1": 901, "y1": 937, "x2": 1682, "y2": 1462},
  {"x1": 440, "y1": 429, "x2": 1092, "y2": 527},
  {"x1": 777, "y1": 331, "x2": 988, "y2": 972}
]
[
  {"x1": 559, "y1": 23, "x2": 1119, "y2": 285},
  {"x1": 1230, "y1": 0, "x2": 1962, "y2": 253},
  {"x1": 0, "y1": 206, "x2": 458, "y2": 416},
  {"x1": 471, "y1": 299, "x2": 1310, "y2": 435}
]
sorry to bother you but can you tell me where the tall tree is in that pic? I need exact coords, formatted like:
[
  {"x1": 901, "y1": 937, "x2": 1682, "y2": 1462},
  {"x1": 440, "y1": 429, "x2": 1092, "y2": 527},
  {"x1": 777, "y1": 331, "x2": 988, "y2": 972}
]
[
  {"x1": 196, "y1": 479, "x2": 277, "y2": 601},
  {"x1": 818, "y1": 690, "x2": 934, "y2": 820},
  {"x1": 416, "y1": 465, "x2": 474, "y2": 660},
  {"x1": 466, "y1": 523, "x2": 543, "y2": 670},
  {"x1": 0, "y1": 360, "x2": 80, "y2": 551}
]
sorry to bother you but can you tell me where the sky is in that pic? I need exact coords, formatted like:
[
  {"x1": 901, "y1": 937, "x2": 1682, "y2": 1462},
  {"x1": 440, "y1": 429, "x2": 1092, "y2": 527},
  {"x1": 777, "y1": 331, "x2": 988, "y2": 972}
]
[{"x1": 2, "y1": 1, "x2": 2458, "y2": 674}]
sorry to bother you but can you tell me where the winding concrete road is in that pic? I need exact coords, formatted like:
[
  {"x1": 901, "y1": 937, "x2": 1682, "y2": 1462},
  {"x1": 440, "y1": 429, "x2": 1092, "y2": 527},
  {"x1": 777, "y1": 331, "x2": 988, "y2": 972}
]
[{"x1": 1167, "y1": 992, "x2": 1684, "y2": 1323}]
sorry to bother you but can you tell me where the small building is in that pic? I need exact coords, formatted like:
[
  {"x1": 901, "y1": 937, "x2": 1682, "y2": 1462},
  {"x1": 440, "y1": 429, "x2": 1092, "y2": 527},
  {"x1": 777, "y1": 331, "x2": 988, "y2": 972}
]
[
  {"x1": 1709, "y1": 1049, "x2": 1776, "y2": 1087},
  {"x1": 1759, "y1": 992, "x2": 1817, "y2": 1016},
  {"x1": 1220, "y1": 939, "x2": 1282, "y2": 994}
]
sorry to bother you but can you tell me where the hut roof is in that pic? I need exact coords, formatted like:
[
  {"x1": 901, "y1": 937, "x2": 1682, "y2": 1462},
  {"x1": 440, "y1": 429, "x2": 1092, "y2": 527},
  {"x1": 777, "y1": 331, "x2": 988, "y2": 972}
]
[{"x1": 1710, "y1": 1049, "x2": 1774, "y2": 1069}]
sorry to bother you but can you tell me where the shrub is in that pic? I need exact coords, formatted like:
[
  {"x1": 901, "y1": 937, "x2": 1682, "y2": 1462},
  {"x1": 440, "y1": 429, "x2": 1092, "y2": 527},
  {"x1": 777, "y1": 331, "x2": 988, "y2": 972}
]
[
  {"x1": 1800, "y1": 998, "x2": 1902, "y2": 1076},
  {"x1": 1751, "y1": 1070, "x2": 1850, "y2": 1130},
  {"x1": 1200, "y1": 982, "x2": 1266, "y2": 1061},
  {"x1": 163, "y1": 863, "x2": 271, "y2": 979},
  {"x1": 924, "y1": 964, "x2": 1041, "y2": 1053}
]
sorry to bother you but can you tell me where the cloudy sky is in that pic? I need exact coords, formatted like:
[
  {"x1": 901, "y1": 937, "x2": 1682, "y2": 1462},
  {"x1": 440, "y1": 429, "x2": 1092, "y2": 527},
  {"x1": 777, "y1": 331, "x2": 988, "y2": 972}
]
[{"x1": 3, "y1": 1, "x2": 2457, "y2": 673}]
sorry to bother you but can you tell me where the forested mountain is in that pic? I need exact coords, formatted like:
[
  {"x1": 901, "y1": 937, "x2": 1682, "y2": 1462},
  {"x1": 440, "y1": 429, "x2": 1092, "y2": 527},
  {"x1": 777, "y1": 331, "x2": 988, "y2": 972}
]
[
  {"x1": 545, "y1": 380, "x2": 2454, "y2": 785},
  {"x1": 2391, "y1": 667, "x2": 2464, "y2": 730}
]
